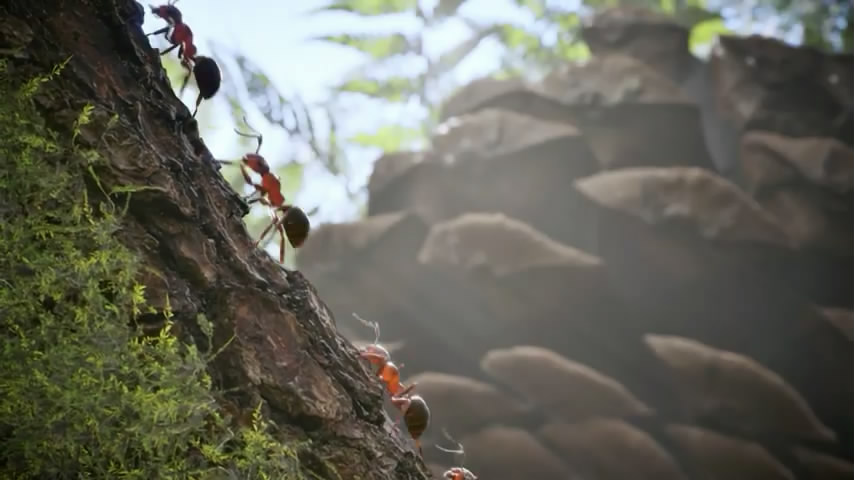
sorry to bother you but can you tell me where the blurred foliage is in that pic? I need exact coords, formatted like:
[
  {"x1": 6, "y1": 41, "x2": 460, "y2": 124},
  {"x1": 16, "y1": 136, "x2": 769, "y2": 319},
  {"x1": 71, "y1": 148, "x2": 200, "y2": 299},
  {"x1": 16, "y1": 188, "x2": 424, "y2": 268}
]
[
  {"x1": 0, "y1": 61, "x2": 311, "y2": 479},
  {"x1": 154, "y1": 0, "x2": 850, "y2": 263}
]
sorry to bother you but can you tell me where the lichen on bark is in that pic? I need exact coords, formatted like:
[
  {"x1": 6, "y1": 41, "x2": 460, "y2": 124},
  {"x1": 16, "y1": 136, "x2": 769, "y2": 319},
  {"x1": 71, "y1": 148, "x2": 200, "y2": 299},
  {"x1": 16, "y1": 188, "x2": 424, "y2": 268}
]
[
  {"x1": 0, "y1": 59, "x2": 312, "y2": 480},
  {"x1": 0, "y1": 2, "x2": 430, "y2": 479}
]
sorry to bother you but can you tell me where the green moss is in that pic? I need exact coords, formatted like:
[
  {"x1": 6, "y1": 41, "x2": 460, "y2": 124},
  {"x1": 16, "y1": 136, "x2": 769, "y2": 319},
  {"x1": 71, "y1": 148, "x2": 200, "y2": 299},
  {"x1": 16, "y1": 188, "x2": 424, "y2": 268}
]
[{"x1": 0, "y1": 61, "x2": 308, "y2": 479}]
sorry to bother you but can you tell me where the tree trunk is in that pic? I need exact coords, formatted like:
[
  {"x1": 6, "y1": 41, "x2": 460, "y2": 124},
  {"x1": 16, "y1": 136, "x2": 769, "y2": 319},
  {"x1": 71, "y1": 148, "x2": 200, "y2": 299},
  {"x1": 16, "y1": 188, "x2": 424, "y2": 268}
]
[{"x1": 0, "y1": 1, "x2": 427, "y2": 478}]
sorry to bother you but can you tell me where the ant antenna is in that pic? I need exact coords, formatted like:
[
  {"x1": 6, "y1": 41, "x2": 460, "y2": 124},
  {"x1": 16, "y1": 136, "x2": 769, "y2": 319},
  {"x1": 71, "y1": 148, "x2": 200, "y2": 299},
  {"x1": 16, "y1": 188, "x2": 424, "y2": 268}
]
[
  {"x1": 435, "y1": 428, "x2": 466, "y2": 465},
  {"x1": 234, "y1": 115, "x2": 263, "y2": 154},
  {"x1": 352, "y1": 312, "x2": 380, "y2": 344}
]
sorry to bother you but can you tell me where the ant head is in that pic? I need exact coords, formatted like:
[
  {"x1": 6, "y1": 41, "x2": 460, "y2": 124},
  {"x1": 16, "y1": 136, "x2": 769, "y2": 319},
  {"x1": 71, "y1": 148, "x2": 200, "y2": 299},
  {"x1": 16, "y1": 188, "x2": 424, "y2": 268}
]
[
  {"x1": 360, "y1": 344, "x2": 391, "y2": 365},
  {"x1": 444, "y1": 469, "x2": 475, "y2": 480},
  {"x1": 283, "y1": 206, "x2": 310, "y2": 248}
]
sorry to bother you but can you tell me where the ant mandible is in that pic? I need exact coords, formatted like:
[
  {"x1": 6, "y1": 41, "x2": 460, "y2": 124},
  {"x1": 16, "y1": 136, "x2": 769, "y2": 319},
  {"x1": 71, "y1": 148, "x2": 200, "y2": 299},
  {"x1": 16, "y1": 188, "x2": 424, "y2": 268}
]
[
  {"x1": 435, "y1": 429, "x2": 478, "y2": 480},
  {"x1": 217, "y1": 118, "x2": 310, "y2": 263},
  {"x1": 353, "y1": 313, "x2": 416, "y2": 397}
]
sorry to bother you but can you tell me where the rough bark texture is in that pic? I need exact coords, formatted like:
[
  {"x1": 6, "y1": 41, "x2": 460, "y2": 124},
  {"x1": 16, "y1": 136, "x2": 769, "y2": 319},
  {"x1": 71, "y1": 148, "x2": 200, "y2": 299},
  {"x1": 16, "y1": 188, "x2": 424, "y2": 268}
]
[
  {"x1": 299, "y1": 6, "x2": 854, "y2": 480},
  {"x1": 0, "y1": 1, "x2": 428, "y2": 479}
]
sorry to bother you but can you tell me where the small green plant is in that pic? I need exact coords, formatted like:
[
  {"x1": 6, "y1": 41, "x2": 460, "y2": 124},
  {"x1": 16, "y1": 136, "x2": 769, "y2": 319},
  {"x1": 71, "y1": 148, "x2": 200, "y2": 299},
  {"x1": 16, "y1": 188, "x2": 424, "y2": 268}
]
[{"x1": 0, "y1": 63, "x2": 309, "y2": 479}]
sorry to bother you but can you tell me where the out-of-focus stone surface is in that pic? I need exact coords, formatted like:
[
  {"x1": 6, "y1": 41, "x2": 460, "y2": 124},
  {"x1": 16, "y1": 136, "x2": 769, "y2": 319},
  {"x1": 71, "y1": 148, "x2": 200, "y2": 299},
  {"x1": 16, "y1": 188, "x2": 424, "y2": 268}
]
[{"x1": 298, "y1": 10, "x2": 854, "y2": 478}]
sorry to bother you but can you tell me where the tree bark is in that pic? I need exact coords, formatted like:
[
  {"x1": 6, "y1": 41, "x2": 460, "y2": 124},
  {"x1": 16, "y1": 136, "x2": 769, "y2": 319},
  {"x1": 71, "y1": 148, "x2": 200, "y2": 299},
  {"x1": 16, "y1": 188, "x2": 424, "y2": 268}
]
[{"x1": 0, "y1": 1, "x2": 428, "y2": 478}]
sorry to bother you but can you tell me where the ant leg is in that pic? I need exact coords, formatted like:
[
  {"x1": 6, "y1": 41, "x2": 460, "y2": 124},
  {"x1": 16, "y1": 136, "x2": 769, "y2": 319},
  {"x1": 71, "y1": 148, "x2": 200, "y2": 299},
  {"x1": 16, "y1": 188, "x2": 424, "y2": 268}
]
[
  {"x1": 191, "y1": 94, "x2": 202, "y2": 117},
  {"x1": 160, "y1": 43, "x2": 180, "y2": 56},
  {"x1": 268, "y1": 206, "x2": 287, "y2": 263},
  {"x1": 277, "y1": 224, "x2": 287, "y2": 263},
  {"x1": 254, "y1": 217, "x2": 280, "y2": 248},
  {"x1": 178, "y1": 59, "x2": 193, "y2": 95},
  {"x1": 146, "y1": 26, "x2": 170, "y2": 36},
  {"x1": 179, "y1": 71, "x2": 192, "y2": 95},
  {"x1": 397, "y1": 383, "x2": 416, "y2": 397}
]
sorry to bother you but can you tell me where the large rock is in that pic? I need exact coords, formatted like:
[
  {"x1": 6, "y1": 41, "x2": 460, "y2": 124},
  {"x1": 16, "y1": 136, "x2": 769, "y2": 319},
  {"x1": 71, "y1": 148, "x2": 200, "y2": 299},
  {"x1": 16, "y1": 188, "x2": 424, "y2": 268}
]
[
  {"x1": 573, "y1": 167, "x2": 854, "y2": 449},
  {"x1": 741, "y1": 132, "x2": 854, "y2": 196},
  {"x1": 580, "y1": 6, "x2": 695, "y2": 83},
  {"x1": 739, "y1": 132, "x2": 853, "y2": 305},
  {"x1": 296, "y1": 211, "x2": 491, "y2": 380},
  {"x1": 439, "y1": 57, "x2": 716, "y2": 172},
  {"x1": 369, "y1": 110, "x2": 600, "y2": 250},
  {"x1": 417, "y1": 212, "x2": 674, "y2": 407},
  {"x1": 459, "y1": 426, "x2": 572, "y2": 479},
  {"x1": 710, "y1": 35, "x2": 854, "y2": 145},
  {"x1": 480, "y1": 345, "x2": 652, "y2": 421},
  {"x1": 539, "y1": 418, "x2": 688, "y2": 480},
  {"x1": 402, "y1": 372, "x2": 529, "y2": 434},
  {"x1": 793, "y1": 446, "x2": 854, "y2": 480},
  {"x1": 434, "y1": 109, "x2": 599, "y2": 248},
  {"x1": 438, "y1": 76, "x2": 543, "y2": 123},
  {"x1": 644, "y1": 334, "x2": 836, "y2": 443},
  {"x1": 417, "y1": 212, "x2": 600, "y2": 277},
  {"x1": 581, "y1": 6, "x2": 741, "y2": 176},
  {"x1": 666, "y1": 424, "x2": 795, "y2": 480},
  {"x1": 366, "y1": 151, "x2": 449, "y2": 223},
  {"x1": 821, "y1": 308, "x2": 854, "y2": 341},
  {"x1": 539, "y1": 54, "x2": 715, "y2": 170}
]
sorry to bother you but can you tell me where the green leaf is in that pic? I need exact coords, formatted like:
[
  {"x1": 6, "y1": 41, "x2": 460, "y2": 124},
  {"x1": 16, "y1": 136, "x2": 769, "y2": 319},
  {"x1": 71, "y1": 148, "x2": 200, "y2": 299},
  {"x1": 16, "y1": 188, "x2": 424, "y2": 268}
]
[
  {"x1": 313, "y1": 33, "x2": 412, "y2": 59},
  {"x1": 658, "y1": 0, "x2": 677, "y2": 14},
  {"x1": 336, "y1": 75, "x2": 421, "y2": 101},
  {"x1": 311, "y1": 0, "x2": 417, "y2": 15},
  {"x1": 349, "y1": 125, "x2": 424, "y2": 151},
  {"x1": 514, "y1": 0, "x2": 546, "y2": 18},
  {"x1": 674, "y1": 6, "x2": 721, "y2": 28},
  {"x1": 555, "y1": 39, "x2": 591, "y2": 62},
  {"x1": 498, "y1": 25, "x2": 541, "y2": 51},
  {"x1": 689, "y1": 18, "x2": 732, "y2": 51}
]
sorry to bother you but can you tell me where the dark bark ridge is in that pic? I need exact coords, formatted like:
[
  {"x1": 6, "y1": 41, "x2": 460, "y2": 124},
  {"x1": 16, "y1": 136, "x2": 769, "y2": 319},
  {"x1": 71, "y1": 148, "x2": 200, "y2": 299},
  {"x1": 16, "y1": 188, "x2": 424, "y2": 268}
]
[{"x1": 0, "y1": 1, "x2": 428, "y2": 479}]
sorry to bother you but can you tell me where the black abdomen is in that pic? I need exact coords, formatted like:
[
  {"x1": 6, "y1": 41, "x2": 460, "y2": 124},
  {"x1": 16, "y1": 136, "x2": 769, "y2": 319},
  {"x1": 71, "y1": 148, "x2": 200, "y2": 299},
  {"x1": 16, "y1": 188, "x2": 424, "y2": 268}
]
[{"x1": 193, "y1": 56, "x2": 221, "y2": 99}]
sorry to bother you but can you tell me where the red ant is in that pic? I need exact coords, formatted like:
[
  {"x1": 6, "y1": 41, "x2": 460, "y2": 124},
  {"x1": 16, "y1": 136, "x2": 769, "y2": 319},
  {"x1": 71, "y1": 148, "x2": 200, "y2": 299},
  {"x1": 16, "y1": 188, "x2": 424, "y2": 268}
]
[
  {"x1": 217, "y1": 118, "x2": 310, "y2": 263},
  {"x1": 147, "y1": 1, "x2": 194, "y2": 65},
  {"x1": 435, "y1": 429, "x2": 478, "y2": 480},
  {"x1": 353, "y1": 313, "x2": 416, "y2": 397},
  {"x1": 147, "y1": 1, "x2": 220, "y2": 117}
]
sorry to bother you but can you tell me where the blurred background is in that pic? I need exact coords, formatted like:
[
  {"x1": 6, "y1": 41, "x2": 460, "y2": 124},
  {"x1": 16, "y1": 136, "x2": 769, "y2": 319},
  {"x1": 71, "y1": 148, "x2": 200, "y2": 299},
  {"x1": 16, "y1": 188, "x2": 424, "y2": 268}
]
[{"x1": 148, "y1": 0, "x2": 852, "y2": 478}]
